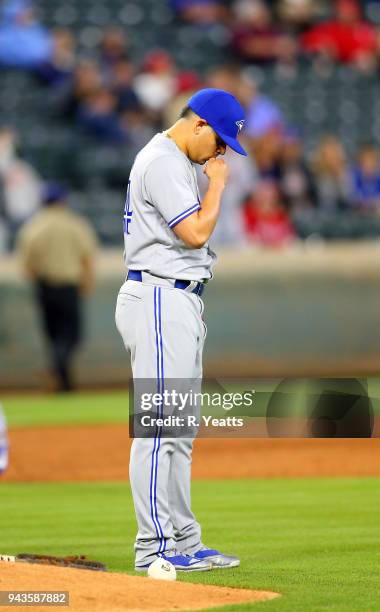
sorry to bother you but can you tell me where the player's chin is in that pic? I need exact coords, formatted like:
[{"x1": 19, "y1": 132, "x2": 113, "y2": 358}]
[{"x1": 201, "y1": 154, "x2": 216, "y2": 164}]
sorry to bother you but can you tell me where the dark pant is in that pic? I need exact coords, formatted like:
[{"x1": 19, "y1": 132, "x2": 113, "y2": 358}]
[{"x1": 36, "y1": 281, "x2": 81, "y2": 391}]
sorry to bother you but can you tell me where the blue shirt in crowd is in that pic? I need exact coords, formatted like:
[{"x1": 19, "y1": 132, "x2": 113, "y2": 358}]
[{"x1": 0, "y1": 0, "x2": 52, "y2": 69}]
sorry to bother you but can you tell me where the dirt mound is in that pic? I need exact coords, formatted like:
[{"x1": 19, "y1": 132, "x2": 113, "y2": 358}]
[
  {"x1": 2, "y1": 424, "x2": 380, "y2": 483},
  {"x1": 0, "y1": 562, "x2": 279, "y2": 611}
]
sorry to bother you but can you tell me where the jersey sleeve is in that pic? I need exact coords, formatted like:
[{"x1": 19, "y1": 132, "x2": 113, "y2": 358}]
[{"x1": 144, "y1": 156, "x2": 200, "y2": 228}]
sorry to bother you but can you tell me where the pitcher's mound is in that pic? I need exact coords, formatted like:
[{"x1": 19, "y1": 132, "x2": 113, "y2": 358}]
[{"x1": 0, "y1": 562, "x2": 279, "y2": 611}]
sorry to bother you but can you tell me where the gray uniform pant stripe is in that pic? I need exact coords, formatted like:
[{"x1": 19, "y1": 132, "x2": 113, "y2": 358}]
[{"x1": 115, "y1": 280, "x2": 205, "y2": 566}]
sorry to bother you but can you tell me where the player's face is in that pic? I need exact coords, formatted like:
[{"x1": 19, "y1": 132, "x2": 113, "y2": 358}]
[{"x1": 190, "y1": 121, "x2": 227, "y2": 164}]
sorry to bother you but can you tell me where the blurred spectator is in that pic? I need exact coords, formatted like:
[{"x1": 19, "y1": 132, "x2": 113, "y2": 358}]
[
  {"x1": 17, "y1": 183, "x2": 98, "y2": 392},
  {"x1": 350, "y1": 144, "x2": 380, "y2": 212},
  {"x1": 232, "y1": 0, "x2": 298, "y2": 66},
  {"x1": 278, "y1": 127, "x2": 317, "y2": 210},
  {"x1": 249, "y1": 127, "x2": 284, "y2": 180},
  {"x1": 239, "y1": 73, "x2": 285, "y2": 139},
  {"x1": 243, "y1": 179, "x2": 295, "y2": 247},
  {"x1": 76, "y1": 89, "x2": 127, "y2": 145},
  {"x1": 37, "y1": 29, "x2": 76, "y2": 86},
  {"x1": 312, "y1": 135, "x2": 350, "y2": 211},
  {"x1": 120, "y1": 107, "x2": 156, "y2": 155},
  {"x1": 111, "y1": 60, "x2": 140, "y2": 113},
  {"x1": 62, "y1": 60, "x2": 103, "y2": 120},
  {"x1": 134, "y1": 50, "x2": 177, "y2": 115},
  {"x1": 277, "y1": 0, "x2": 317, "y2": 34},
  {"x1": 0, "y1": 0, "x2": 53, "y2": 69},
  {"x1": 205, "y1": 63, "x2": 240, "y2": 96},
  {"x1": 170, "y1": 0, "x2": 226, "y2": 24},
  {"x1": 301, "y1": 0, "x2": 378, "y2": 72},
  {"x1": 163, "y1": 70, "x2": 202, "y2": 127},
  {"x1": 99, "y1": 27, "x2": 129, "y2": 72},
  {"x1": 0, "y1": 127, "x2": 42, "y2": 246}
]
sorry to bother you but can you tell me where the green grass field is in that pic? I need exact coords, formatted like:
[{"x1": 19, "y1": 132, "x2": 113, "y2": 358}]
[
  {"x1": 1, "y1": 392, "x2": 130, "y2": 428},
  {"x1": 1, "y1": 393, "x2": 380, "y2": 611}
]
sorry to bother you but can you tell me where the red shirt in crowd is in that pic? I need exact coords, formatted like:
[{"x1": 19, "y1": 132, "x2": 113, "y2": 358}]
[
  {"x1": 301, "y1": 19, "x2": 377, "y2": 64},
  {"x1": 243, "y1": 200, "x2": 295, "y2": 247}
]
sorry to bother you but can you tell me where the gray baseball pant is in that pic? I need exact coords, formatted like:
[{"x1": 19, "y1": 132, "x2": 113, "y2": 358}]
[{"x1": 115, "y1": 276, "x2": 206, "y2": 567}]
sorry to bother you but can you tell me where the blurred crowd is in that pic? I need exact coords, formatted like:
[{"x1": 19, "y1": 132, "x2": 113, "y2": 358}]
[
  {"x1": 2, "y1": 0, "x2": 380, "y2": 75},
  {"x1": 2, "y1": 0, "x2": 380, "y2": 250}
]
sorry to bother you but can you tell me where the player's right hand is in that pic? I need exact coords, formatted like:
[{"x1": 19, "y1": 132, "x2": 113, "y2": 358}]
[{"x1": 204, "y1": 158, "x2": 229, "y2": 186}]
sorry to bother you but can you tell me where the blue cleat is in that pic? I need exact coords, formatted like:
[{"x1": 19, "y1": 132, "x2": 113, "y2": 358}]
[
  {"x1": 135, "y1": 551, "x2": 212, "y2": 572},
  {"x1": 193, "y1": 547, "x2": 240, "y2": 569}
]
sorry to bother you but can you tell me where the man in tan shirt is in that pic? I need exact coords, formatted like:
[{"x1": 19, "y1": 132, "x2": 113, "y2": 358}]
[{"x1": 18, "y1": 183, "x2": 97, "y2": 391}]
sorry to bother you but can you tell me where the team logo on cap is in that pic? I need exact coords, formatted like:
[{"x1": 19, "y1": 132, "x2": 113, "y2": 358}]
[{"x1": 236, "y1": 119, "x2": 245, "y2": 133}]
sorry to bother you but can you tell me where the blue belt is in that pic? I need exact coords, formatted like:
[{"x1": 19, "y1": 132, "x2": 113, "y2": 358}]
[{"x1": 127, "y1": 270, "x2": 205, "y2": 297}]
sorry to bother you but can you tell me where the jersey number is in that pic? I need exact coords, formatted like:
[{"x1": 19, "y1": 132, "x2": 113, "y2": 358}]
[{"x1": 123, "y1": 180, "x2": 133, "y2": 235}]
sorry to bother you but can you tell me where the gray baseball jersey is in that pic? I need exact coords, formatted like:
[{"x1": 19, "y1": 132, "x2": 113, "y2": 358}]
[{"x1": 123, "y1": 133, "x2": 216, "y2": 281}]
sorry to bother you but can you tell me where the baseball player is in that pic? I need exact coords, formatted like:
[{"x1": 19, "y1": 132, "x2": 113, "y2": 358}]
[{"x1": 115, "y1": 88, "x2": 247, "y2": 572}]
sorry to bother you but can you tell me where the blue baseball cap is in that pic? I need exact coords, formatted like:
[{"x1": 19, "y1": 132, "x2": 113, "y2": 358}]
[
  {"x1": 187, "y1": 88, "x2": 247, "y2": 156},
  {"x1": 43, "y1": 181, "x2": 68, "y2": 205}
]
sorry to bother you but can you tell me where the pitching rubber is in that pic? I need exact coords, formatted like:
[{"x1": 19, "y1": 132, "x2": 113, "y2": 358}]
[{"x1": 0, "y1": 554, "x2": 16, "y2": 563}]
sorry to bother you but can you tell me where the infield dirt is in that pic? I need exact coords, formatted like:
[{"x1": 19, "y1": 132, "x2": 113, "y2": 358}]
[
  {"x1": 2, "y1": 424, "x2": 380, "y2": 482},
  {"x1": 0, "y1": 563, "x2": 279, "y2": 611}
]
